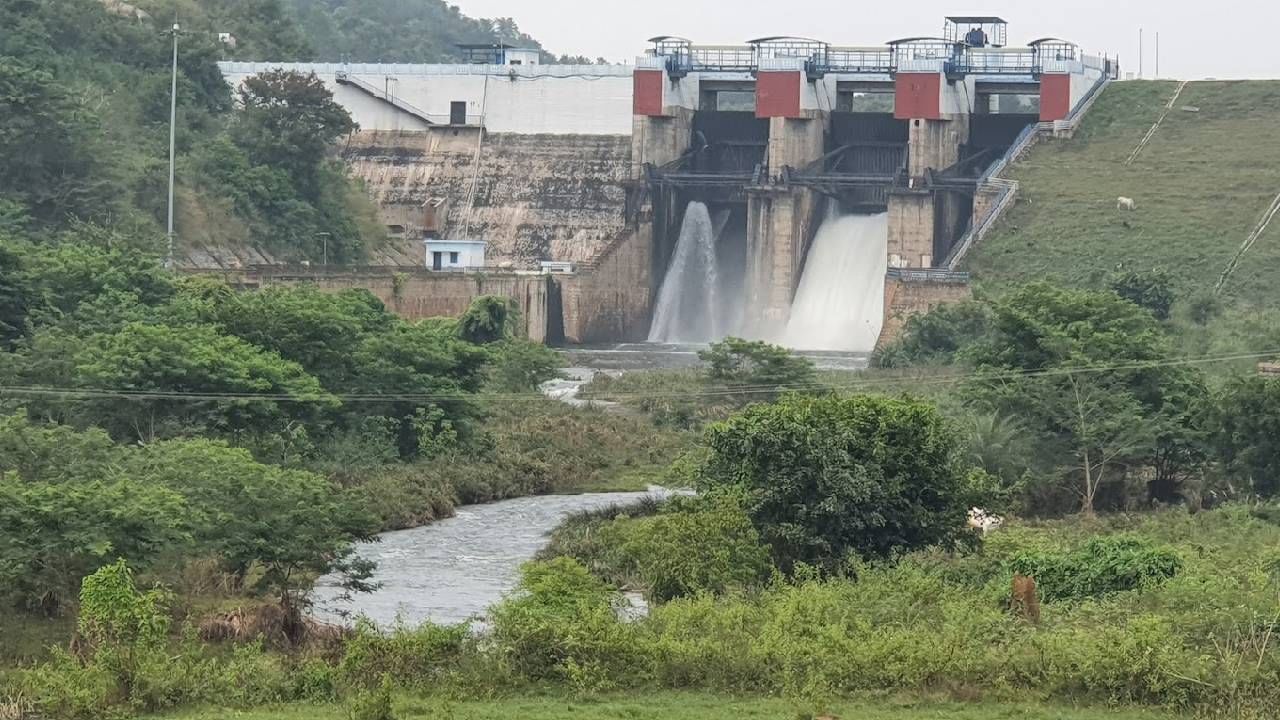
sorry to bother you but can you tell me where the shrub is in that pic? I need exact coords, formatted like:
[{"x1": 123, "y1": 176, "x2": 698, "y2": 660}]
[
  {"x1": 1110, "y1": 268, "x2": 1175, "y2": 321},
  {"x1": 485, "y1": 339, "x2": 563, "y2": 392},
  {"x1": 611, "y1": 499, "x2": 771, "y2": 602},
  {"x1": 1010, "y1": 535, "x2": 1182, "y2": 602},
  {"x1": 699, "y1": 337, "x2": 817, "y2": 400},
  {"x1": 871, "y1": 300, "x2": 991, "y2": 368},
  {"x1": 347, "y1": 675, "x2": 396, "y2": 720},
  {"x1": 487, "y1": 558, "x2": 639, "y2": 687},
  {"x1": 339, "y1": 620, "x2": 471, "y2": 690},
  {"x1": 699, "y1": 394, "x2": 977, "y2": 572}
]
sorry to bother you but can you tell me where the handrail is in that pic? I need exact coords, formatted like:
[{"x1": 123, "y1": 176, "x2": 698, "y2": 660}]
[
  {"x1": 887, "y1": 268, "x2": 972, "y2": 282},
  {"x1": 335, "y1": 71, "x2": 482, "y2": 126},
  {"x1": 944, "y1": 72, "x2": 1112, "y2": 270}
]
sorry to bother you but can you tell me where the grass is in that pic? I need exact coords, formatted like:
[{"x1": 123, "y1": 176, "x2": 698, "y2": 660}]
[
  {"x1": 157, "y1": 692, "x2": 1184, "y2": 719},
  {"x1": 966, "y1": 80, "x2": 1280, "y2": 358}
]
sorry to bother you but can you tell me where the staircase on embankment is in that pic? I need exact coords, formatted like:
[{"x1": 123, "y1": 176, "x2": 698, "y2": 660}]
[{"x1": 960, "y1": 80, "x2": 1280, "y2": 306}]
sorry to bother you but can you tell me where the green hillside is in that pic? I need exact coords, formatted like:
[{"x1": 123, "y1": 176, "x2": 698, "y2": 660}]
[{"x1": 967, "y1": 80, "x2": 1280, "y2": 317}]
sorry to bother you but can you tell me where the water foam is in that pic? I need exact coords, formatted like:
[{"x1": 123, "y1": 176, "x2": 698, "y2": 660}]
[{"x1": 779, "y1": 212, "x2": 889, "y2": 352}]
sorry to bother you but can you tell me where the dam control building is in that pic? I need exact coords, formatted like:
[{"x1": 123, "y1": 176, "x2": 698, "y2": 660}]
[{"x1": 215, "y1": 17, "x2": 1116, "y2": 348}]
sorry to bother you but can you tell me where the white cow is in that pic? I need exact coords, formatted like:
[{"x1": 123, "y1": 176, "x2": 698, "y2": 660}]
[
  {"x1": 968, "y1": 508, "x2": 1005, "y2": 536},
  {"x1": 1117, "y1": 196, "x2": 1137, "y2": 211}
]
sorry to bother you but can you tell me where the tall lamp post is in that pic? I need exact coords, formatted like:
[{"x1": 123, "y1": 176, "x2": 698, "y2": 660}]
[{"x1": 166, "y1": 23, "x2": 180, "y2": 270}]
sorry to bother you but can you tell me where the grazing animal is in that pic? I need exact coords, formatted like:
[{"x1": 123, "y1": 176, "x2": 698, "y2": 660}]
[
  {"x1": 1117, "y1": 196, "x2": 1137, "y2": 211},
  {"x1": 1010, "y1": 574, "x2": 1042, "y2": 623},
  {"x1": 967, "y1": 508, "x2": 1004, "y2": 536}
]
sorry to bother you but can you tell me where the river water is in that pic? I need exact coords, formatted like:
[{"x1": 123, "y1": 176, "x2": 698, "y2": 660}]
[{"x1": 311, "y1": 491, "x2": 661, "y2": 627}]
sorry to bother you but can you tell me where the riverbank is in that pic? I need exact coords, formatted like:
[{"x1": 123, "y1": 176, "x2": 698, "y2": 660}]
[{"x1": 158, "y1": 692, "x2": 1180, "y2": 719}]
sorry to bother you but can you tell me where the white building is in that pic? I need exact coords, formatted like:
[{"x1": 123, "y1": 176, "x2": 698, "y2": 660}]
[{"x1": 425, "y1": 239, "x2": 486, "y2": 270}]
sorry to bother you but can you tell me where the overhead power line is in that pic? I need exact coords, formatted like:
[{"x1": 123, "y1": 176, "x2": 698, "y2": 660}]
[{"x1": 0, "y1": 349, "x2": 1275, "y2": 406}]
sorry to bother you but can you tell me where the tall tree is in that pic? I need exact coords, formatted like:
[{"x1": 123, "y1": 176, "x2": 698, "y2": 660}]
[{"x1": 232, "y1": 70, "x2": 355, "y2": 200}]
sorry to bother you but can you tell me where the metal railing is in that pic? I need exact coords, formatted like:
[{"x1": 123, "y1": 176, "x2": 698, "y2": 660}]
[
  {"x1": 826, "y1": 47, "x2": 894, "y2": 73},
  {"x1": 944, "y1": 71, "x2": 1112, "y2": 270},
  {"x1": 887, "y1": 268, "x2": 972, "y2": 283},
  {"x1": 652, "y1": 42, "x2": 1090, "y2": 78},
  {"x1": 958, "y1": 48, "x2": 1038, "y2": 75}
]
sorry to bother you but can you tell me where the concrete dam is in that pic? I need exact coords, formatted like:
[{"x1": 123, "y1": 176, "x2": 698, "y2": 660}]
[{"x1": 215, "y1": 18, "x2": 1115, "y2": 349}]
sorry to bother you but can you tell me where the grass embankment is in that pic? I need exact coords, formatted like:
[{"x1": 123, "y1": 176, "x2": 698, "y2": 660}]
[
  {"x1": 160, "y1": 693, "x2": 1179, "y2": 720},
  {"x1": 967, "y1": 80, "x2": 1280, "y2": 355}
]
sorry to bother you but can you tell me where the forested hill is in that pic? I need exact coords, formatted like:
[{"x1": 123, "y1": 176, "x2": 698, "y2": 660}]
[
  {"x1": 129, "y1": 0, "x2": 555, "y2": 62},
  {"x1": 283, "y1": 0, "x2": 546, "y2": 63}
]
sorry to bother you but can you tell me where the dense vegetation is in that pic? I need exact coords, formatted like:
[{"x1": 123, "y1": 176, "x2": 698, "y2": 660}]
[{"x1": 0, "y1": 0, "x2": 385, "y2": 262}]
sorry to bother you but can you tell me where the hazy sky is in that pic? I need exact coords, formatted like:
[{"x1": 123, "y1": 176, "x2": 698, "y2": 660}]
[{"x1": 455, "y1": 0, "x2": 1277, "y2": 79}]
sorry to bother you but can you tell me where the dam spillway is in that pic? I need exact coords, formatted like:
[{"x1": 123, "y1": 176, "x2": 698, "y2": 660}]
[
  {"x1": 213, "y1": 19, "x2": 1115, "y2": 347},
  {"x1": 780, "y1": 212, "x2": 888, "y2": 353}
]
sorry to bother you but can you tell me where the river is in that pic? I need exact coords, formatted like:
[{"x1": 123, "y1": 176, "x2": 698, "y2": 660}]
[{"x1": 311, "y1": 490, "x2": 664, "y2": 627}]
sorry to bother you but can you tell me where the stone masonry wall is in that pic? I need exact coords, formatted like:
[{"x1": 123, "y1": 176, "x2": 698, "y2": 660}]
[
  {"x1": 343, "y1": 129, "x2": 632, "y2": 268},
  {"x1": 558, "y1": 223, "x2": 653, "y2": 344},
  {"x1": 877, "y1": 276, "x2": 972, "y2": 349},
  {"x1": 201, "y1": 268, "x2": 550, "y2": 343}
]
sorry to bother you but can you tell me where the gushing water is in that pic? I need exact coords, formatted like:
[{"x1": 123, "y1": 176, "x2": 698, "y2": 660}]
[
  {"x1": 779, "y1": 212, "x2": 888, "y2": 352},
  {"x1": 648, "y1": 202, "x2": 722, "y2": 343}
]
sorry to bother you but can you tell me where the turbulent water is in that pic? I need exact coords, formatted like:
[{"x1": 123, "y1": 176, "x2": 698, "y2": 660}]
[
  {"x1": 648, "y1": 202, "x2": 719, "y2": 343},
  {"x1": 311, "y1": 492, "x2": 662, "y2": 626},
  {"x1": 779, "y1": 212, "x2": 889, "y2": 352},
  {"x1": 648, "y1": 202, "x2": 743, "y2": 343}
]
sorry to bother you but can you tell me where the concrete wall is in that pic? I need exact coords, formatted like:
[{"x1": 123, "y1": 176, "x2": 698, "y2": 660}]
[
  {"x1": 343, "y1": 128, "x2": 631, "y2": 267},
  {"x1": 204, "y1": 267, "x2": 551, "y2": 342},
  {"x1": 887, "y1": 190, "x2": 935, "y2": 268},
  {"x1": 220, "y1": 63, "x2": 634, "y2": 135},
  {"x1": 558, "y1": 225, "x2": 653, "y2": 344},
  {"x1": 877, "y1": 275, "x2": 973, "y2": 348}
]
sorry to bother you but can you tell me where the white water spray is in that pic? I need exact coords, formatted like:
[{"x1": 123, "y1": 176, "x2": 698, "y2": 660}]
[
  {"x1": 779, "y1": 212, "x2": 888, "y2": 352},
  {"x1": 648, "y1": 202, "x2": 722, "y2": 343}
]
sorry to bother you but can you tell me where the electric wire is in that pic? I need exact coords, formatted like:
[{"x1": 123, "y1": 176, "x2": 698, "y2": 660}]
[{"x1": 0, "y1": 349, "x2": 1275, "y2": 405}]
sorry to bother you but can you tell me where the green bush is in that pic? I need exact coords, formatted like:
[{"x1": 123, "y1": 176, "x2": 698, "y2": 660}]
[
  {"x1": 347, "y1": 675, "x2": 396, "y2": 720},
  {"x1": 871, "y1": 300, "x2": 991, "y2": 368},
  {"x1": 611, "y1": 500, "x2": 770, "y2": 602},
  {"x1": 339, "y1": 620, "x2": 471, "y2": 690},
  {"x1": 485, "y1": 339, "x2": 563, "y2": 392},
  {"x1": 487, "y1": 558, "x2": 639, "y2": 688},
  {"x1": 698, "y1": 394, "x2": 978, "y2": 572},
  {"x1": 699, "y1": 337, "x2": 817, "y2": 401},
  {"x1": 1010, "y1": 535, "x2": 1183, "y2": 602}
]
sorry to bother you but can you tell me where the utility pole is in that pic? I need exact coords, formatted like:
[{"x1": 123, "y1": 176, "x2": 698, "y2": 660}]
[
  {"x1": 166, "y1": 23, "x2": 180, "y2": 270},
  {"x1": 1141, "y1": 28, "x2": 1152, "y2": 78},
  {"x1": 1155, "y1": 32, "x2": 1160, "y2": 79}
]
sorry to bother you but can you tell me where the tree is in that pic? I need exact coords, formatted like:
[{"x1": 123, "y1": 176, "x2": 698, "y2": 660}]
[
  {"x1": 118, "y1": 439, "x2": 378, "y2": 637},
  {"x1": 963, "y1": 283, "x2": 1206, "y2": 514},
  {"x1": 70, "y1": 322, "x2": 337, "y2": 442},
  {"x1": 457, "y1": 295, "x2": 520, "y2": 345},
  {"x1": 872, "y1": 300, "x2": 992, "y2": 368},
  {"x1": 1110, "y1": 268, "x2": 1175, "y2": 321},
  {"x1": 698, "y1": 394, "x2": 977, "y2": 572},
  {"x1": 201, "y1": 285, "x2": 394, "y2": 387},
  {"x1": 0, "y1": 59, "x2": 118, "y2": 225},
  {"x1": 347, "y1": 321, "x2": 488, "y2": 458},
  {"x1": 699, "y1": 337, "x2": 818, "y2": 402},
  {"x1": 232, "y1": 69, "x2": 356, "y2": 199},
  {"x1": 1208, "y1": 375, "x2": 1280, "y2": 499},
  {"x1": 0, "y1": 245, "x2": 30, "y2": 347},
  {"x1": 0, "y1": 475, "x2": 188, "y2": 614}
]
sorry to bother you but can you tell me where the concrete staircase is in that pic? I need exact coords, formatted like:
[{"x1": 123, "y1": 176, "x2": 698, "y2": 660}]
[{"x1": 943, "y1": 75, "x2": 1113, "y2": 270}]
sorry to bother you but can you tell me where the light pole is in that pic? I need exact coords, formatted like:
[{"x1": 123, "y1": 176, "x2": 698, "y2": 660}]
[{"x1": 166, "y1": 23, "x2": 180, "y2": 270}]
